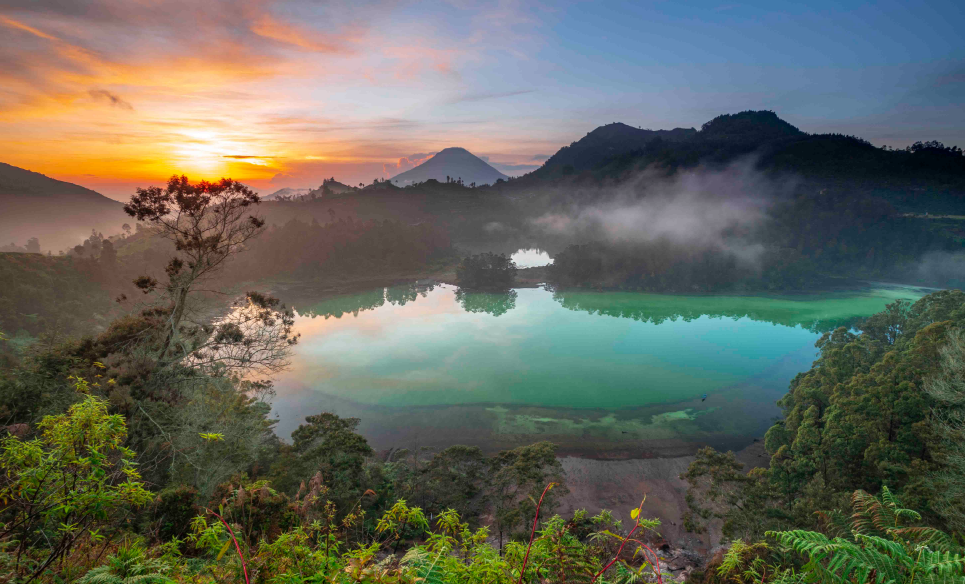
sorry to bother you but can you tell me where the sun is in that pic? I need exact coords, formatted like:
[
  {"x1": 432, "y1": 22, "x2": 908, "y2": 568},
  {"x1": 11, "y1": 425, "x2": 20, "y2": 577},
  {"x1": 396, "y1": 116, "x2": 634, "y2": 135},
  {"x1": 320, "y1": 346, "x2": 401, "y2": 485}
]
[{"x1": 170, "y1": 129, "x2": 270, "y2": 176}]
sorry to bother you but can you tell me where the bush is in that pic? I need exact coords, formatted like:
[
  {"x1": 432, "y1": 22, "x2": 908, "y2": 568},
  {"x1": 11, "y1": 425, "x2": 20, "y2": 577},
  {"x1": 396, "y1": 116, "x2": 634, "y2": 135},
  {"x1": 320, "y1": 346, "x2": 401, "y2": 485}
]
[{"x1": 0, "y1": 387, "x2": 152, "y2": 581}]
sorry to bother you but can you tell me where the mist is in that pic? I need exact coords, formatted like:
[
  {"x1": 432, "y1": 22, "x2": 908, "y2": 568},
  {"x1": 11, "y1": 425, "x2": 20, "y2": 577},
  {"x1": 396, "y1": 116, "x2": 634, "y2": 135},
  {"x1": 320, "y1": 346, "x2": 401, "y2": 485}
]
[
  {"x1": 532, "y1": 158, "x2": 796, "y2": 266},
  {"x1": 916, "y1": 251, "x2": 965, "y2": 288}
]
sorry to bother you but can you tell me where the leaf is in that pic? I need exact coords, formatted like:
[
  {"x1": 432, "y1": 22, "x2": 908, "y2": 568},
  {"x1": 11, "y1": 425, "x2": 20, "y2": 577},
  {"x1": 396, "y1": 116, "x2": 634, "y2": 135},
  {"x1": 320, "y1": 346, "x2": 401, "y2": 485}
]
[
  {"x1": 216, "y1": 539, "x2": 231, "y2": 561},
  {"x1": 630, "y1": 508, "x2": 640, "y2": 520}
]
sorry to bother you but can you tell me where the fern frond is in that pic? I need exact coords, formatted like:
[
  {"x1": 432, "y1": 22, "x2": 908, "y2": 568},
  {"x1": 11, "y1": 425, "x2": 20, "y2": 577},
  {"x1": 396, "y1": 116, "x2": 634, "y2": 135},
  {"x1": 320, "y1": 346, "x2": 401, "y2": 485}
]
[
  {"x1": 894, "y1": 526, "x2": 958, "y2": 552},
  {"x1": 916, "y1": 549, "x2": 965, "y2": 577}
]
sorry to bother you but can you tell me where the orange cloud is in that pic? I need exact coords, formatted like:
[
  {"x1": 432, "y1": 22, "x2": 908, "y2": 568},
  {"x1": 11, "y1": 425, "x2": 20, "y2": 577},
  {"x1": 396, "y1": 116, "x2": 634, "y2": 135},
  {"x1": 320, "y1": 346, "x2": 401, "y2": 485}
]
[
  {"x1": 251, "y1": 14, "x2": 361, "y2": 54},
  {"x1": 0, "y1": 14, "x2": 58, "y2": 41},
  {"x1": 382, "y1": 152, "x2": 435, "y2": 175}
]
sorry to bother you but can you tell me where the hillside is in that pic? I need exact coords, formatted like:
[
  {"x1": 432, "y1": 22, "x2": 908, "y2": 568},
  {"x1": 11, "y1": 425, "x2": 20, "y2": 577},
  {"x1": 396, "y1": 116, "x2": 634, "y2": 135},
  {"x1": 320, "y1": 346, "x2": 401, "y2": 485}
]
[
  {"x1": 0, "y1": 252, "x2": 115, "y2": 337},
  {"x1": 0, "y1": 163, "x2": 127, "y2": 252},
  {"x1": 390, "y1": 147, "x2": 508, "y2": 187},
  {"x1": 532, "y1": 123, "x2": 696, "y2": 178},
  {"x1": 529, "y1": 111, "x2": 965, "y2": 212}
]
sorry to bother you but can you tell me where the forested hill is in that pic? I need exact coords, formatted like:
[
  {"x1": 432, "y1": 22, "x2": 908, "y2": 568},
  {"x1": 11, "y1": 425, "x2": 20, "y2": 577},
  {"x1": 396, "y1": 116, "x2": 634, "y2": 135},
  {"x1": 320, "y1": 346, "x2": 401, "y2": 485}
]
[
  {"x1": 0, "y1": 163, "x2": 112, "y2": 200},
  {"x1": 530, "y1": 123, "x2": 697, "y2": 179},
  {"x1": 0, "y1": 163, "x2": 125, "y2": 252},
  {"x1": 528, "y1": 111, "x2": 965, "y2": 212}
]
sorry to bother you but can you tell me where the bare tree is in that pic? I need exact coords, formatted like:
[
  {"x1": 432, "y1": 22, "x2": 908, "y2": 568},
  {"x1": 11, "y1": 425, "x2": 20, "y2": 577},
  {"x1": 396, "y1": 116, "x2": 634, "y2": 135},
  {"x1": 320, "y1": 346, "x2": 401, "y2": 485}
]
[{"x1": 124, "y1": 175, "x2": 297, "y2": 374}]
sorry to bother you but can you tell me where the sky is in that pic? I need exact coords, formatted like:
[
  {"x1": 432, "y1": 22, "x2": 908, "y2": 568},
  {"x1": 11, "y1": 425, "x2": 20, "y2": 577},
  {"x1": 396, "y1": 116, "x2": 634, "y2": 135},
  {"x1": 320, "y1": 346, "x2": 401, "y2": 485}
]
[{"x1": 1, "y1": 0, "x2": 962, "y2": 200}]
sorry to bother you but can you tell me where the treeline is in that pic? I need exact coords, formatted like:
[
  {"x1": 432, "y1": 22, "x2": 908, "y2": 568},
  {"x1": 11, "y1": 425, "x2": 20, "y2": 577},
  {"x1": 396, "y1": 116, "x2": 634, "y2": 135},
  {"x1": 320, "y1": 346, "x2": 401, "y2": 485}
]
[{"x1": 228, "y1": 217, "x2": 454, "y2": 281}]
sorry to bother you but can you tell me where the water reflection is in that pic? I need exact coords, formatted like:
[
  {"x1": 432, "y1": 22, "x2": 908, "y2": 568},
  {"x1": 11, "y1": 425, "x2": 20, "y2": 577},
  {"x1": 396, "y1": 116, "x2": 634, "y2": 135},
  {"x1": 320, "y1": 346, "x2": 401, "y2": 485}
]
[
  {"x1": 551, "y1": 285, "x2": 934, "y2": 333},
  {"x1": 511, "y1": 248, "x2": 553, "y2": 268},
  {"x1": 455, "y1": 289, "x2": 518, "y2": 316},
  {"x1": 269, "y1": 283, "x2": 929, "y2": 455},
  {"x1": 299, "y1": 281, "x2": 435, "y2": 319}
]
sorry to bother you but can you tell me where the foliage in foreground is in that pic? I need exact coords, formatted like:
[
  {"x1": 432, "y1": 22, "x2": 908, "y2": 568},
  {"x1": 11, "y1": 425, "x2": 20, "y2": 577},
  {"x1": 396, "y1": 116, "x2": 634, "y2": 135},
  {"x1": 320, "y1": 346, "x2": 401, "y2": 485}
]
[
  {"x1": 0, "y1": 392, "x2": 669, "y2": 583},
  {"x1": 706, "y1": 487, "x2": 965, "y2": 584}
]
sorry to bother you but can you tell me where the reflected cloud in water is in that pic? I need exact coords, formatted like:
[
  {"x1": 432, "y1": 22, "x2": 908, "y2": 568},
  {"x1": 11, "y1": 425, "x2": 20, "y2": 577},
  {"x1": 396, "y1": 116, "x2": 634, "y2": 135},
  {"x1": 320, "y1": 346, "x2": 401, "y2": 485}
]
[{"x1": 511, "y1": 248, "x2": 553, "y2": 268}]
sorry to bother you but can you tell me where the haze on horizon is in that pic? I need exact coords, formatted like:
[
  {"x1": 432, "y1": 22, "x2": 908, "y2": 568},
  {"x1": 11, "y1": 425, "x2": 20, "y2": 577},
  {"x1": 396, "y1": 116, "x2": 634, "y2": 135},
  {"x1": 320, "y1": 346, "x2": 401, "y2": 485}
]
[{"x1": 1, "y1": 0, "x2": 963, "y2": 199}]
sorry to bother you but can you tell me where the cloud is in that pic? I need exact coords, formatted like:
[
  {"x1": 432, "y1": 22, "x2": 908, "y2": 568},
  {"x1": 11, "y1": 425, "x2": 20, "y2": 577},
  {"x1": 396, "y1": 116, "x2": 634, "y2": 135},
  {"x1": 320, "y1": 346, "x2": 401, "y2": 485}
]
[
  {"x1": 379, "y1": 44, "x2": 461, "y2": 81},
  {"x1": 271, "y1": 173, "x2": 294, "y2": 183},
  {"x1": 250, "y1": 14, "x2": 359, "y2": 54},
  {"x1": 0, "y1": 0, "x2": 556, "y2": 190},
  {"x1": 383, "y1": 152, "x2": 436, "y2": 175},
  {"x1": 447, "y1": 89, "x2": 533, "y2": 104},
  {"x1": 88, "y1": 89, "x2": 133, "y2": 110},
  {"x1": 0, "y1": 14, "x2": 58, "y2": 41},
  {"x1": 529, "y1": 153, "x2": 550, "y2": 162}
]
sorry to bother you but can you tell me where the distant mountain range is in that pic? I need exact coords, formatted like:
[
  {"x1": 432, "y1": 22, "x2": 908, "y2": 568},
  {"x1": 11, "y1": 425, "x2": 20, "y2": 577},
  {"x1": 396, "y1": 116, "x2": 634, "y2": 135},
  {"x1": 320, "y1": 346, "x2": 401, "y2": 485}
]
[
  {"x1": 2, "y1": 111, "x2": 962, "y2": 253},
  {"x1": 0, "y1": 162, "x2": 125, "y2": 252},
  {"x1": 264, "y1": 179, "x2": 358, "y2": 201},
  {"x1": 263, "y1": 187, "x2": 313, "y2": 200},
  {"x1": 390, "y1": 147, "x2": 508, "y2": 187}
]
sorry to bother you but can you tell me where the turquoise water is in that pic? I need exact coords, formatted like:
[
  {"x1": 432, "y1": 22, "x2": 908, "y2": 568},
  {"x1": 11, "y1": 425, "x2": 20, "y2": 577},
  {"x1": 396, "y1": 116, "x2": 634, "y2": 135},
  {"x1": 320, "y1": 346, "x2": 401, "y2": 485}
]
[{"x1": 270, "y1": 283, "x2": 930, "y2": 456}]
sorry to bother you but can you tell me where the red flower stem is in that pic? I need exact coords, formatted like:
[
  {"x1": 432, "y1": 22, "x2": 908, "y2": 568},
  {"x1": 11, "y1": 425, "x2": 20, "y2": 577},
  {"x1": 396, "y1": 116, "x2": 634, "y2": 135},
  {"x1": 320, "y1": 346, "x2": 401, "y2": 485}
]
[
  {"x1": 207, "y1": 508, "x2": 250, "y2": 584},
  {"x1": 591, "y1": 499, "x2": 650, "y2": 584},
  {"x1": 516, "y1": 482, "x2": 555, "y2": 584},
  {"x1": 625, "y1": 539, "x2": 664, "y2": 584},
  {"x1": 591, "y1": 523, "x2": 640, "y2": 583}
]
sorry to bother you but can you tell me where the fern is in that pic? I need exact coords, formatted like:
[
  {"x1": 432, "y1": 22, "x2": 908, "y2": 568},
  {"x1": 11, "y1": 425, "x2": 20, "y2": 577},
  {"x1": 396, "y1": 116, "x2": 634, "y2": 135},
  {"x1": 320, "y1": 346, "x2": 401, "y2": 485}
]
[
  {"x1": 78, "y1": 543, "x2": 173, "y2": 584},
  {"x1": 767, "y1": 530, "x2": 965, "y2": 584}
]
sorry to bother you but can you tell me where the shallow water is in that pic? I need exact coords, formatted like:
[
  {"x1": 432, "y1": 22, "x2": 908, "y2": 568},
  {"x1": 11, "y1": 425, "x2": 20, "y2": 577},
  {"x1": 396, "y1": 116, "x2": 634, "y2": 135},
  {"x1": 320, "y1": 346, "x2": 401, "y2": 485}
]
[{"x1": 269, "y1": 283, "x2": 930, "y2": 457}]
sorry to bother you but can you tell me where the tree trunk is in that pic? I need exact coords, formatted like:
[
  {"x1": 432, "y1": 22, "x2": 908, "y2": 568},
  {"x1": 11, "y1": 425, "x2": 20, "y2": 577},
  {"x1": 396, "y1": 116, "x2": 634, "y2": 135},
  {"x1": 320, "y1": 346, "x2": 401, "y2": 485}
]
[{"x1": 161, "y1": 284, "x2": 191, "y2": 360}]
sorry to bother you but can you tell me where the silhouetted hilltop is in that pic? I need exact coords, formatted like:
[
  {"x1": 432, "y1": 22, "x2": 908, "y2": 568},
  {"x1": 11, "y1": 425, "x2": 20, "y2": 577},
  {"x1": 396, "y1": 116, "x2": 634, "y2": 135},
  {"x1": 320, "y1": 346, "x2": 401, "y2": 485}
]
[
  {"x1": 698, "y1": 110, "x2": 803, "y2": 143},
  {"x1": 0, "y1": 162, "x2": 126, "y2": 252},
  {"x1": 390, "y1": 147, "x2": 508, "y2": 187},
  {"x1": 533, "y1": 123, "x2": 696, "y2": 178},
  {"x1": 0, "y1": 162, "x2": 114, "y2": 200}
]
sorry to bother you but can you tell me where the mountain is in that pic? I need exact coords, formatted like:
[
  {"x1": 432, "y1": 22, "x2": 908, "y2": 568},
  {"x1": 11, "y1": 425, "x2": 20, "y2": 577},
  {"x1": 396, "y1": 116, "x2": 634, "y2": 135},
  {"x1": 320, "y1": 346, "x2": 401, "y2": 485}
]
[
  {"x1": 314, "y1": 178, "x2": 356, "y2": 197},
  {"x1": 529, "y1": 111, "x2": 965, "y2": 212},
  {"x1": 263, "y1": 187, "x2": 312, "y2": 201},
  {"x1": 698, "y1": 110, "x2": 803, "y2": 143},
  {"x1": 390, "y1": 147, "x2": 508, "y2": 187},
  {"x1": 533, "y1": 123, "x2": 696, "y2": 178},
  {"x1": 0, "y1": 162, "x2": 126, "y2": 252}
]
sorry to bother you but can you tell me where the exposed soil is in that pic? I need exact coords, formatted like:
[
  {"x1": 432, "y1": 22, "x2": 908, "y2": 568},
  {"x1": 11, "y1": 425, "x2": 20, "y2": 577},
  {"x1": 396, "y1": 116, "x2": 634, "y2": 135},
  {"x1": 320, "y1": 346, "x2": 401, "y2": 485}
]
[{"x1": 556, "y1": 440, "x2": 769, "y2": 553}]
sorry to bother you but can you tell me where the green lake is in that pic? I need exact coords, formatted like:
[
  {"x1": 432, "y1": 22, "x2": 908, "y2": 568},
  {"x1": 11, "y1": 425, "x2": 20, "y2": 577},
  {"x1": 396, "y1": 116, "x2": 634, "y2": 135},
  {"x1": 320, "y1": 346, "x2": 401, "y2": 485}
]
[{"x1": 270, "y1": 283, "x2": 931, "y2": 457}]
